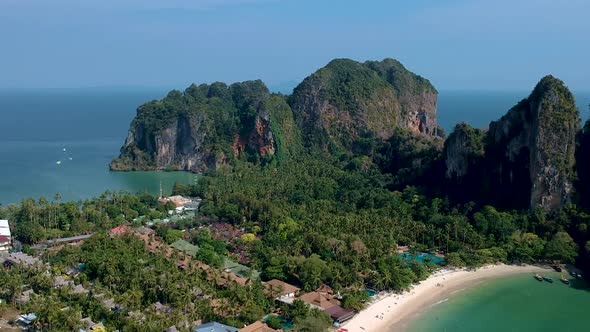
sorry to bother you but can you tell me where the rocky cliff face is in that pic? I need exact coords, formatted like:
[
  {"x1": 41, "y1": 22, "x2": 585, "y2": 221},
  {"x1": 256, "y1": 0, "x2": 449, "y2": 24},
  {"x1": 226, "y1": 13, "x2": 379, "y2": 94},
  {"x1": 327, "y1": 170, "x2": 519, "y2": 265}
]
[
  {"x1": 444, "y1": 76, "x2": 579, "y2": 211},
  {"x1": 110, "y1": 80, "x2": 298, "y2": 172},
  {"x1": 444, "y1": 123, "x2": 485, "y2": 179},
  {"x1": 289, "y1": 58, "x2": 440, "y2": 153},
  {"x1": 576, "y1": 121, "x2": 590, "y2": 208},
  {"x1": 112, "y1": 57, "x2": 440, "y2": 171}
]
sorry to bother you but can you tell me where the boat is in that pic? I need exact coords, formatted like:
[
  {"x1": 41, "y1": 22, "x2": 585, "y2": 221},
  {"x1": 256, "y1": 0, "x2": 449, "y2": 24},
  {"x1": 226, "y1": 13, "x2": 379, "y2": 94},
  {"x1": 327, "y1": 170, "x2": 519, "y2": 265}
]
[
  {"x1": 574, "y1": 272, "x2": 583, "y2": 279},
  {"x1": 534, "y1": 273, "x2": 543, "y2": 281},
  {"x1": 551, "y1": 264, "x2": 562, "y2": 272},
  {"x1": 543, "y1": 275, "x2": 553, "y2": 283},
  {"x1": 560, "y1": 274, "x2": 570, "y2": 285},
  {"x1": 56, "y1": 161, "x2": 62, "y2": 165}
]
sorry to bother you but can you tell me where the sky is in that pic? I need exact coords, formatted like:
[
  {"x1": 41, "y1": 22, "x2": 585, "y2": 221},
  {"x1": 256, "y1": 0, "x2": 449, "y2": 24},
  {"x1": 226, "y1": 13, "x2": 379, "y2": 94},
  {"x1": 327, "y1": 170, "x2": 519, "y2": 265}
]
[{"x1": 0, "y1": 0, "x2": 588, "y2": 91}]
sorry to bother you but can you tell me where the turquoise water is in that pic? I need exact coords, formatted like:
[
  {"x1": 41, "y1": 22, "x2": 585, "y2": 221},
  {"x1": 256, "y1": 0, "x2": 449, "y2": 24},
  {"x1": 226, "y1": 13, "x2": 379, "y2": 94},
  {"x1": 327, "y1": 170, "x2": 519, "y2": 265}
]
[
  {"x1": 405, "y1": 273, "x2": 590, "y2": 332},
  {"x1": 263, "y1": 316, "x2": 293, "y2": 330},
  {"x1": 0, "y1": 89, "x2": 196, "y2": 204},
  {"x1": 400, "y1": 252, "x2": 445, "y2": 265}
]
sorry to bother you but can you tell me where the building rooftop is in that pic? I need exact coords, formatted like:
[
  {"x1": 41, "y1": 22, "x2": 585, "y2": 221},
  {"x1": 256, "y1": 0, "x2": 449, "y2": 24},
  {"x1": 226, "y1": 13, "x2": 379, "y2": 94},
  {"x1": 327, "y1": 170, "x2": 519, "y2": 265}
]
[
  {"x1": 223, "y1": 258, "x2": 260, "y2": 280},
  {"x1": 263, "y1": 279, "x2": 300, "y2": 297},
  {"x1": 0, "y1": 220, "x2": 11, "y2": 237},
  {"x1": 46, "y1": 234, "x2": 92, "y2": 245},
  {"x1": 109, "y1": 225, "x2": 130, "y2": 236},
  {"x1": 298, "y1": 291, "x2": 340, "y2": 311},
  {"x1": 72, "y1": 284, "x2": 88, "y2": 295},
  {"x1": 194, "y1": 322, "x2": 239, "y2": 332},
  {"x1": 171, "y1": 240, "x2": 199, "y2": 257},
  {"x1": 4, "y1": 252, "x2": 41, "y2": 267},
  {"x1": 239, "y1": 321, "x2": 277, "y2": 332},
  {"x1": 0, "y1": 235, "x2": 11, "y2": 244},
  {"x1": 324, "y1": 305, "x2": 356, "y2": 324},
  {"x1": 240, "y1": 321, "x2": 277, "y2": 332}
]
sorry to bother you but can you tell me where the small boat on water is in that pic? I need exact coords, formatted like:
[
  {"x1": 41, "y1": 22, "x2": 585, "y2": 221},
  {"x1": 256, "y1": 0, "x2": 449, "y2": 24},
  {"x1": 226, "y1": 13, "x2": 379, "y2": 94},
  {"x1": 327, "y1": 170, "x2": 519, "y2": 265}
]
[
  {"x1": 56, "y1": 161, "x2": 62, "y2": 165},
  {"x1": 560, "y1": 274, "x2": 570, "y2": 285},
  {"x1": 534, "y1": 273, "x2": 543, "y2": 281},
  {"x1": 543, "y1": 275, "x2": 554, "y2": 283}
]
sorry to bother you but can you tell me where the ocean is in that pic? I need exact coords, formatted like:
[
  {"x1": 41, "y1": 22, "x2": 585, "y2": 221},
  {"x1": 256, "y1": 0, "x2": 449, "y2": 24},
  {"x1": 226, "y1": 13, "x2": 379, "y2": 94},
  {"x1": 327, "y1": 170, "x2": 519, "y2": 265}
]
[
  {"x1": 405, "y1": 273, "x2": 590, "y2": 332},
  {"x1": 0, "y1": 88, "x2": 195, "y2": 205},
  {"x1": 0, "y1": 88, "x2": 588, "y2": 205}
]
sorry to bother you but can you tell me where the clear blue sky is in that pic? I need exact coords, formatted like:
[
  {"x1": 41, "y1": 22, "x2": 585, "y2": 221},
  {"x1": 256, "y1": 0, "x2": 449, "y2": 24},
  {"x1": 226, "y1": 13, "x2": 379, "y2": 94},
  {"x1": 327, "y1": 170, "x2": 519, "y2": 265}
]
[{"x1": 1, "y1": 0, "x2": 588, "y2": 91}]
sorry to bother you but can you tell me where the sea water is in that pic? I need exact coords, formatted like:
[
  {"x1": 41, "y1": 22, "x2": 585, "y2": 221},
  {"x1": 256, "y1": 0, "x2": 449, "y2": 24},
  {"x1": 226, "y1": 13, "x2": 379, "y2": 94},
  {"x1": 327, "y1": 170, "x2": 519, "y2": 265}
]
[
  {"x1": 404, "y1": 273, "x2": 590, "y2": 332},
  {"x1": 0, "y1": 89, "x2": 588, "y2": 205},
  {"x1": 0, "y1": 88, "x2": 195, "y2": 204}
]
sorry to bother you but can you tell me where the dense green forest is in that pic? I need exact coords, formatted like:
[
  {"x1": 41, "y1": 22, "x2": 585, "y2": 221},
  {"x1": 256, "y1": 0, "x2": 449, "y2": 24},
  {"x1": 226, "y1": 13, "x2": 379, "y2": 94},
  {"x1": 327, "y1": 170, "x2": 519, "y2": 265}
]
[{"x1": 1, "y1": 148, "x2": 587, "y2": 330}]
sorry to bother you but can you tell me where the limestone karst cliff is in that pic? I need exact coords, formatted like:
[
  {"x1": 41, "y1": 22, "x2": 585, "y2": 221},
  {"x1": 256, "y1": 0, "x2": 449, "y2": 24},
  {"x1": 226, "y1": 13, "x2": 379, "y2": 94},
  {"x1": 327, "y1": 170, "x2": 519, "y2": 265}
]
[
  {"x1": 112, "y1": 58, "x2": 440, "y2": 171},
  {"x1": 444, "y1": 75, "x2": 579, "y2": 211},
  {"x1": 289, "y1": 58, "x2": 441, "y2": 153},
  {"x1": 110, "y1": 80, "x2": 300, "y2": 172}
]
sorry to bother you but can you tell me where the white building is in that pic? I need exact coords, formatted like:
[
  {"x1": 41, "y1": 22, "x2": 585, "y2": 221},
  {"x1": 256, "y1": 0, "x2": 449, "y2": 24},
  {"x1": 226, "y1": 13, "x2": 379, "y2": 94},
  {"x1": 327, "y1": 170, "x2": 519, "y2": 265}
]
[{"x1": 0, "y1": 220, "x2": 11, "y2": 252}]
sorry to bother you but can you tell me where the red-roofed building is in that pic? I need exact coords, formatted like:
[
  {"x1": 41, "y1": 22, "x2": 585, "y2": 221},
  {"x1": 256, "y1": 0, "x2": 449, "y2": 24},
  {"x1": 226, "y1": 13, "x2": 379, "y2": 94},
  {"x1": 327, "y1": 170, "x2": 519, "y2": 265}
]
[
  {"x1": 109, "y1": 225, "x2": 130, "y2": 237},
  {"x1": 0, "y1": 219, "x2": 12, "y2": 252},
  {"x1": 0, "y1": 235, "x2": 11, "y2": 252}
]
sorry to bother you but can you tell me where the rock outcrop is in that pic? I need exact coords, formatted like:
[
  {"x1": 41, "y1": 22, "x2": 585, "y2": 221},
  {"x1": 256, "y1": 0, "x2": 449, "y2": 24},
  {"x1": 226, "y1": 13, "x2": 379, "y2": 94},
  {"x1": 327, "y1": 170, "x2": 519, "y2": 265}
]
[
  {"x1": 575, "y1": 120, "x2": 590, "y2": 208},
  {"x1": 444, "y1": 75, "x2": 579, "y2": 211},
  {"x1": 112, "y1": 57, "x2": 441, "y2": 171},
  {"x1": 110, "y1": 80, "x2": 300, "y2": 172},
  {"x1": 288, "y1": 58, "x2": 441, "y2": 153},
  {"x1": 444, "y1": 123, "x2": 485, "y2": 180}
]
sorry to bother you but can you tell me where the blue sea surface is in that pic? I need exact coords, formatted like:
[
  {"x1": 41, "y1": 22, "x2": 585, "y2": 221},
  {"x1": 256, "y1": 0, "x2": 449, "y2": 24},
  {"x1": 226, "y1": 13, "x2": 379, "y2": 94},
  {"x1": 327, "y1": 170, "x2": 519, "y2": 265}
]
[{"x1": 0, "y1": 88, "x2": 195, "y2": 204}]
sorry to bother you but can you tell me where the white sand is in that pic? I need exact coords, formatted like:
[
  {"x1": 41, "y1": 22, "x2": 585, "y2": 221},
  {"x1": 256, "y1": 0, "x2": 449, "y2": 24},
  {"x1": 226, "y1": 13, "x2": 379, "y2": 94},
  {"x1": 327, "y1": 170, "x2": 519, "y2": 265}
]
[{"x1": 341, "y1": 264, "x2": 550, "y2": 332}]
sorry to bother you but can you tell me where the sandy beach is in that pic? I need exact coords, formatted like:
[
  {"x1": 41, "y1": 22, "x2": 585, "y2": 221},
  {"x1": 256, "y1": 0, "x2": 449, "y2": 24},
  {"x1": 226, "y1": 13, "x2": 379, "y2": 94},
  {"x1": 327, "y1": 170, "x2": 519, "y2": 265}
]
[{"x1": 341, "y1": 264, "x2": 550, "y2": 332}]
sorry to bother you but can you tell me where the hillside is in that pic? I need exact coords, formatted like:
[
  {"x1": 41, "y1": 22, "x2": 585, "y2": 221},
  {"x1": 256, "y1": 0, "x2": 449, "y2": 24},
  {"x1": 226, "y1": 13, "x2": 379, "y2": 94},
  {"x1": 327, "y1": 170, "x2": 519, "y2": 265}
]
[
  {"x1": 111, "y1": 58, "x2": 441, "y2": 171},
  {"x1": 110, "y1": 80, "x2": 301, "y2": 172},
  {"x1": 289, "y1": 58, "x2": 441, "y2": 153}
]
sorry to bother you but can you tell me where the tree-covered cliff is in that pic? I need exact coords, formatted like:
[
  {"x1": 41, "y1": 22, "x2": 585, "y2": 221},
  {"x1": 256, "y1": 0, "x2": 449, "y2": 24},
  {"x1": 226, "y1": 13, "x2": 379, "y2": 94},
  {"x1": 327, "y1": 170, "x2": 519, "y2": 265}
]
[
  {"x1": 576, "y1": 119, "x2": 590, "y2": 208},
  {"x1": 110, "y1": 80, "x2": 301, "y2": 172},
  {"x1": 111, "y1": 60, "x2": 582, "y2": 215},
  {"x1": 112, "y1": 58, "x2": 442, "y2": 171},
  {"x1": 444, "y1": 76, "x2": 580, "y2": 211},
  {"x1": 289, "y1": 58, "x2": 441, "y2": 154}
]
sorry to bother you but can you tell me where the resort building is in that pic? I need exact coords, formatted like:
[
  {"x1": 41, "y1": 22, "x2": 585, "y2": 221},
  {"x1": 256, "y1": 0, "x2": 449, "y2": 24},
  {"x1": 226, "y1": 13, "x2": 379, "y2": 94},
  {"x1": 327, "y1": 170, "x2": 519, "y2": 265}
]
[
  {"x1": 0, "y1": 219, "x2": 11, "y2": 252},
  {"x1": 298, "y1": 284, "x2": 355, "y2": 325},
  {"x1": 109, "y1": 225, "x2": 130, "y2": 237},
  {"x1": 54, "y1": 275, "x2": 72, "y2": 288},
  {"x1": 2, "y1": 252, "x2": 41, "y2": 268},
  {"x1": 80, "y1": 317, "x2": 105, "y2": 332},
  {"x1": 194, "y1": 321, "x2": 239, "y2": 332},
  {"x1": 15, "y1": 313, "x2": 37, "y2": 329},
  {"x1": 239, "y1": 321, "x2": 277, "y2": 332},
  {"x1": 262, "y1": 279, "x2": 300, "y2": 302},
  {"x1": 298, "y1": 291, "x2": 341, "y2": 311},
  {"x1": 324, "y1": 306, "x2": 356, "y2": 325},
  {"x1": 44, "y1": 234, "x2": 92, "y2": 247},
  {"x1": 134, "y1": 226, "x2": 155, "y2": 236},
  {"x1": 16, "y1": 289, "x2": 35, "y2": 306}
]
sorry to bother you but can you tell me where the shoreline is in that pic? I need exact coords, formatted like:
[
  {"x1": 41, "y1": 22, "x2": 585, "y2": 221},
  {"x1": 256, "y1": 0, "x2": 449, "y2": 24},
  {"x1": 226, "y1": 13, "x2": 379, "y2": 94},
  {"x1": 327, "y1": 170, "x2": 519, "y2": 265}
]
[{"x1": 341, "y1": 264, "x2": 550, "y2": 332}]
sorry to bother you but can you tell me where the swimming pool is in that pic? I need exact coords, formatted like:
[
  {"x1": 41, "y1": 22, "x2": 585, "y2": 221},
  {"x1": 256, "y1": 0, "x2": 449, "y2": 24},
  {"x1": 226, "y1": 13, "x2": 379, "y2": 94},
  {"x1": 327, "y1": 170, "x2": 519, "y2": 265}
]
[{"x1": 399, "y1": 252, "x2": 445, "y2": 265}]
